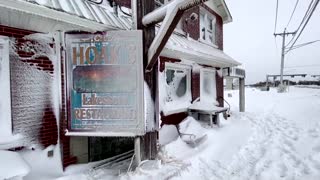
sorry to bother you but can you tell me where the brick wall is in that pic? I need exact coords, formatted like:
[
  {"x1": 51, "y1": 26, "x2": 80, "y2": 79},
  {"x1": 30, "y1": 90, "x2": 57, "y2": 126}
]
[
  {"x1": 182, "y1": 6, "x2": 200, "y2": 40},
  {"x1": 0, "y1": 25, "x2": 58, "y2": 148},
  {"x1": 114, "y1": 0, "x2": 131, "y2": 8}
]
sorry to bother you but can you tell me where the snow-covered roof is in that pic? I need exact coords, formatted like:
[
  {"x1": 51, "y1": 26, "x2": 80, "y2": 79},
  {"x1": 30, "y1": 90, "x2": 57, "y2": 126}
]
[
  {"x1": 204, "y1": 0, "x2": 233, "y2": 24},
  {"x1": 0, "y1": 0, "x2": 240, "y2": 67},
  {"x1": 0, "y1": 0, "x2": 131, "y2": 32},
  {"x1": 163, "y1": 33, "x2": 240, "y2": 67}
]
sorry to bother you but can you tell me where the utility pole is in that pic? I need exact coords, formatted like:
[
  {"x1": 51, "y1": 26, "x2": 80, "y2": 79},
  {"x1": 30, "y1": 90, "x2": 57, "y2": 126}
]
[{"x1": 274, "y1": 29, "x2": 296, "y2": 91}]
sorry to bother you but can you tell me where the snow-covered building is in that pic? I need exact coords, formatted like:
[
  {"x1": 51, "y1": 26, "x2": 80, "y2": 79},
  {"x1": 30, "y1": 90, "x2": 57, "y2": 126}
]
[
  {"x1": 154, "y1": 0, "x2": 241, "y2": 125},
  {"x1": 0, "y1": 0, "x2": 241, "y2": 175}
]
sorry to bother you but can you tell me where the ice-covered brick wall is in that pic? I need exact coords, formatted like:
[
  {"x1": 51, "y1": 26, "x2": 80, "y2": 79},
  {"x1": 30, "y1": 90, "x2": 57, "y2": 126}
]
[
  {"x1": 10, "y1": 59, "x2": 57, "y2": 147},
  {"x1": 182, "y1": 6, "x2": 200, "y2": 41},
  {"x1": 0, "y1": 25, "x2": 58, "y2": 148}
]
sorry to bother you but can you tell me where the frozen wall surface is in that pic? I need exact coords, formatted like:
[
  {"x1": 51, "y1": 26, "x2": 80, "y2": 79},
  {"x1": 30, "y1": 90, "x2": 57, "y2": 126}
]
[{"x1": 10, "y1": 57, "x2": 54, "y2": 147}]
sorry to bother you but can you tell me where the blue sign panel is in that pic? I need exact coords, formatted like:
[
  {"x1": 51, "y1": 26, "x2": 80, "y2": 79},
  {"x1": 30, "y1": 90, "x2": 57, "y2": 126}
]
[{"x1": 66, "y1": 31, "x2": 144, "y2": 136}]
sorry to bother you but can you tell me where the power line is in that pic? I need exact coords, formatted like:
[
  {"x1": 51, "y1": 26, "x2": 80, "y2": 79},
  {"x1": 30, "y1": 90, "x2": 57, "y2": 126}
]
[
  {"x1": 286, "y1": 0, "x2": 316, "y2": 46},
  {"x1": 274, "y1": 0, "x2": 279, "y2": 33},
  {"x1": 285, "y1": 64, "x2": 320, "y2": 68},
  {"x1": 286, "y1": 0, "x2": 299, "y2": 29},
  {"x1": 287, "y1": 0, "x2": 319, "y2": 51}
]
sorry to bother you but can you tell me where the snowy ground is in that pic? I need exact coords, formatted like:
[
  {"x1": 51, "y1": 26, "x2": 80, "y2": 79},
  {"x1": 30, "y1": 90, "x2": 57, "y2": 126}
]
[
  {"x1": 2, "y1": 86, "x2": 320, "y2": 179},
  {"x1": 124, "y1": 86, "x2": 320, "y2": 180}
]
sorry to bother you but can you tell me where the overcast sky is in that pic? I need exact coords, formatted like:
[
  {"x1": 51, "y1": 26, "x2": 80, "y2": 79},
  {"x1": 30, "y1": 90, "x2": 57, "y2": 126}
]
[{"x1": 224, "y1": 0, "x2": 320, "y2": 84}]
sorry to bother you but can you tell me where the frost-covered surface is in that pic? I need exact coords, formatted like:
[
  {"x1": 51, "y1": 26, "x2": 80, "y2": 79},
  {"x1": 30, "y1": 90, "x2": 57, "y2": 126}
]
[
  {"x1": 10, "y1": 55, "x2": 53, "y2": 147},
  {"x1": 144, "y1": 82, "x2": 155, "y2": 132},
  {"x1": 159, "y1": 124, "x2": 179, "y2": 146},
  {"x1": 0, "y1": 33, "x2": 63, "y2": 179},
  {"x1": 0, "y1": 150, "x2": 31, "y2": 179},
  {"x1": 19, "y1": 145, "x2": 63, "y2": 180},
  {"x1": 158, "y1": 69, "x2": 191, "y2": 116},
  {"x1": 21, "y1": 0, "x2": 132, "y2": 30},
  {"x1": 0, "y1": 37, "x2": 13, "y2": 143}
]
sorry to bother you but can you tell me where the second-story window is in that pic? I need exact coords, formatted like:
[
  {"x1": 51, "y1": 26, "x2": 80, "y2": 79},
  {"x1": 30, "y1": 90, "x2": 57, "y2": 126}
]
[{"x1": 200, "y1": 9, "x2": 216, "y2": 45}]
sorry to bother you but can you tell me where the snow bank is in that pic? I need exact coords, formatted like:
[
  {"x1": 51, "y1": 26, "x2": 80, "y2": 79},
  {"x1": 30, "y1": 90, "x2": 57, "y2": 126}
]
[
  {"x1": 178, "y1": 116, "x2": 206, "y2": 139},
  {"x1": 19, "y1": 145, "x2": 63, "y2": 180},
  {"x1": 159, "y1": 125, "x2": 179, "y2": 146},
  {"x1": 0, "y1": 150, "x2": 31, "y2": 179}
]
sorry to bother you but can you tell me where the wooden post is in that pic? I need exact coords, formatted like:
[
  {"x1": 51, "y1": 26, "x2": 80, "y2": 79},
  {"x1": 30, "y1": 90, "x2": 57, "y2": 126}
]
[
  {"x1": 134, "y1": 136, "x2": 141, "y2": 165},
  {"x1": 135, "y1": 0, "x2": 158, "y2": 161}
]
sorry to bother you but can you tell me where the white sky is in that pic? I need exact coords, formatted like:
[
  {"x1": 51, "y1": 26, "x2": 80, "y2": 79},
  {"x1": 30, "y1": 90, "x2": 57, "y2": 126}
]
[{"x1": 224, "y1": 0, "x2": 320, "y2": 84}]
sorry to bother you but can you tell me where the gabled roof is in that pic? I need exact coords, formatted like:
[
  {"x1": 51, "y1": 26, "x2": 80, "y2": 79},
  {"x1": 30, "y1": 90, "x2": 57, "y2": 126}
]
[{"x1": 204, "y1": 0, "x2": 233, "y2": 24}]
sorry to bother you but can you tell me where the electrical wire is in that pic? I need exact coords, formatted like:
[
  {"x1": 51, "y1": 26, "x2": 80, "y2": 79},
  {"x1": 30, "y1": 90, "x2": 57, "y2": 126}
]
[
  {"x1": 286, "y1": 0, "x2": 315, "y2": 46},
  {"x1": 285, "y1": 64, "x2": 320, "y2": 68},
  {"x1": 286, "y1": 0, "x2": 299, "y2": 29},
  {"x1": 274, "y1": 0, "x2": 279, "y2": 33},
  {"x1": 286, "y1": 40, "x2": 320, "y2": 53},
  {"x1": 287, "y1": 0, "x2": 319, "y2": 51}
]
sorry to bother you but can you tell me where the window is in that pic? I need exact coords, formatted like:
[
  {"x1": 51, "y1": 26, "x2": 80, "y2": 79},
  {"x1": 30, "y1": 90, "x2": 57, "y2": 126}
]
[
  {"x1": 165, "y1": 64, "x2": 191, "y2": 102},
  {"x1": 161, "y1": 63, "x2": 191, "y2": 114},
  {"x1": 200, "y1": 9, "x2": 216, "y2": 45},
  {"x1": 0, "y1": 36, "x2": 12, "y2": 136},
  {"x1": 200, "y1": 68, "x2": 218, "y2": 105}
]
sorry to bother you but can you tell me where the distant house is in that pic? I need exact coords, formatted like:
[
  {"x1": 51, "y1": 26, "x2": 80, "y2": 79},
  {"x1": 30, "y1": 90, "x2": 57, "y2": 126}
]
[{"x1": 0, "y1": 0, "x2": 242, "y2": 171}]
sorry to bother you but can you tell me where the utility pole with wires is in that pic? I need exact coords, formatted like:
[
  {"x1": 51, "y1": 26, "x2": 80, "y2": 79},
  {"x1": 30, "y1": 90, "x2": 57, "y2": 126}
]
[{"x1": 274, "y1": 29, "x2": 296, "y2": 92}]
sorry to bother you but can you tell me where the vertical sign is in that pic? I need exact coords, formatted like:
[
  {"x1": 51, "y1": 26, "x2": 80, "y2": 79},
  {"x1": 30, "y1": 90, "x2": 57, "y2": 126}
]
[{"x1": 66, "y1": 31, "x2": 145, "y2": 136}]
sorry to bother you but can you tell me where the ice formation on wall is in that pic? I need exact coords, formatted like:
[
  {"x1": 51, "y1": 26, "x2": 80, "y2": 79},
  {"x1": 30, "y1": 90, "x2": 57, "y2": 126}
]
[
  {"x1": 9, "y1": 32, "x2": 59, "y2": 148},
  {"x1": 10, "y1": 57, "x2": 53, "y2": 147}
]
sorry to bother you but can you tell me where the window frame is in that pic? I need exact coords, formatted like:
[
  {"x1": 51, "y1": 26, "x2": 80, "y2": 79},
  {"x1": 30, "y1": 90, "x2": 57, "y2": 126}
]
[
  {"x1": 200, "y1": 67, "x2": 217, "y2": 104},
  {"x1": 164, "y1": 62, "x2": 192, "y2": 101},
  {"x1": 199, "y1": 8, "x2": 217, "y2": 46},
  {"x1": 0, "y1": 35, "x2": 12, "y2": 136},
  {"x1": 162, "y1": 62, "x2": 192, "y2": 112}
]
